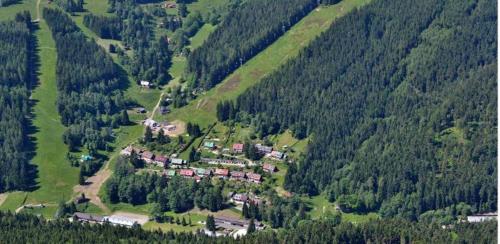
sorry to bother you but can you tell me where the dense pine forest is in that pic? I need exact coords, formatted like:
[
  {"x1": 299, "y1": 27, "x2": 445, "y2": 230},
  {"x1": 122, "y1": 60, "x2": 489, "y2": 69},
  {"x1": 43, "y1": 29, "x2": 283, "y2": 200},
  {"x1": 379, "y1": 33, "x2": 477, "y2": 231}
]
[
  {"x1": 0, "y1": 211, "x2": 495, "y2": 243},
  {"x1": 0, "y1": 13, "x2": 35, "y2": 192},
  {"x1": 43, "y1": 8, "x2": 128, "y2": 153},
  {"x1": 234, "y1": 0, "x2": 497, "y2": 219},
  {"x1": 83, "y1": 14, "x2": 122, "y2": 40},
  {"x1": 185, "y1": 0, "x2": 318, "y2": 90},
  {"x1": 0, "y1": 0, "x2": 18, "y2": 7}
]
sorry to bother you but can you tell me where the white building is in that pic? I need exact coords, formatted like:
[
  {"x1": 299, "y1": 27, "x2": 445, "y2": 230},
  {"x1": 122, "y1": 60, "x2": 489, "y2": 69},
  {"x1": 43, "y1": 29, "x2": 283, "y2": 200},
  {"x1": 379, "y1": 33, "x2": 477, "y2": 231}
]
[
  {"x1": 103, "y1": 216, "x2": 138, "y2": 227},
  {"x1": 467, "y1": 212, "x2": 497, "y2": 223}
]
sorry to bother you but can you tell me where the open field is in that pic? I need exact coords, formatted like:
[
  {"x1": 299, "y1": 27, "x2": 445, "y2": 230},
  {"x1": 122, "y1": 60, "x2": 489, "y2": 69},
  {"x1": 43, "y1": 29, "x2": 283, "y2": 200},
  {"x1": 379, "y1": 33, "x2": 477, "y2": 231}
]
[
  {"x1": 189, "y1": 23, "x2": 215, "y2": 49},
  {"x1": 0, "y1": 0, "x2": 37, "y2": 21},
  {"x1": 305, "y1": 195, "x2": 380, "y2": 224},
  {"x1": 167, "y1": 0, "x2": 372, "y2": 128}
]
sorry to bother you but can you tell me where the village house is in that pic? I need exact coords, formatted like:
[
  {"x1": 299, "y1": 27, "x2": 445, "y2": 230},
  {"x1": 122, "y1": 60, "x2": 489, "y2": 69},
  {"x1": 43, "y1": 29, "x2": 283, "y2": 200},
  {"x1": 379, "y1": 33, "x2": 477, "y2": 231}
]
[
  {"x1": 72, "y1": 212, "x2": 104, "y2": 224},
  {"x1": 255, "y1": 144, "x2": 273, "y2": 154},
  {"x1": 232, "y1": 193, "x2": 248, "y2": 205},
  {"x1": 103, "y1": 215, "x2": 138, "y2": 228},
  {"x1": 196, "y1": 168, "x2": 212, "y2": 177},
  {"x1": 180, "y1": 169, "x2": 195, "y2": 178},
  {"x1": 214, "y1": 216, "x2": 263, "y2": 230},
  {"x1": 162, "y1": 2, "x2": 176, "y2": 8},
  {"x1": 144, "y1": 118, "x2": 158, "y2": 128},
  {"x1": 159, "y1": 106, "x2": 169, "y2": 115},
  {"x1": 120, "y1": 145, "x2": 142, "y2": 156},
  {"x1": 204, "y1": 141, "x2": 216, "y2": 150},
  {"x1": 141, "y1": 151, "x2": 155, "y2": 163},
  {"x1": 140, "y1": 80, "x2": 151, "y2": 88},
  {"x1": 165, "y1": 169, "x2": 176, "y2": 177},
  {"x1": 153, "y1": 155, "x2": 168, "y2": 168},
  {"x1": 232, "y1": 143, "x2": 244, "y2": 154},
  {"x1": 246, "y1": 173, "x2": 262, "y2": 184},
  {"x1": 170, "y1": 158, "x2": 186, "y2": 168},
  {"x1": 135, "y1": 107, "x2": 146, "y2": 113},
  {"x1": 270, "y1": 151, "x2": 285, "y2": 160},
  {"x1": 215, "y1": 168, "x2": 229, "y2": 178},
  {"x1": 230, "y1": 171, "x2": 246, "y2": 181},
  {"x1": 467, "y1": 212, "x2": 497, "y2": 223},
  {"x1": 262, "y1": 163, "x2": 277, "y2": 173}
]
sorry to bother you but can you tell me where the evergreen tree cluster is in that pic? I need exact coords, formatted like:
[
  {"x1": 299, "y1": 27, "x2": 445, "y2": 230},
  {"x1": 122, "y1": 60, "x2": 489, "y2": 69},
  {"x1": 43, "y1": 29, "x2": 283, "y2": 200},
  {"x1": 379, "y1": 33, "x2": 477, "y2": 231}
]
[
  {"x1": 83, "y1": 14, "x2": 122, "y2": 40},
  {"x1": 186, "y1": 0, "x2": 318, "y2": 90},
  {"x1": 108, "y1": 0, "x2": 172, "y2": 86},
  {"x1": 43, "y1": 8, "x2": 128, "y2": 152},
  {"x1": 0, "y1": 0, "x2": 18, "y2": 7},
  {"x1": 55, "y1": 0, "x2": 84, "y2": 13},
  {"x1": 0, "y1": 13, "x2": 35, "y2": 192},
  {"x1": 236, "y1": 0, "x2": 497, "y2": 219},
  {"x1": 0, "y1": 211, "x2": 495, "y2": 243},
  {"x1": 105, "y1": 156, "x2": 224, "y2": 212}
]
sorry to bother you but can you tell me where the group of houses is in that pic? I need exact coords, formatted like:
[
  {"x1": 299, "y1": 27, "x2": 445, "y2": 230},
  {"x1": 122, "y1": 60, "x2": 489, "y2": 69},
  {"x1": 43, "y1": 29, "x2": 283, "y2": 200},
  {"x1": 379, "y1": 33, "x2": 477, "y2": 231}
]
[
  {"x1": 143, "y1": 119, "x2": 177, "y2": 133},
  {"x1": 72, "y1": 213, "x2": 139, "y2": 228},
  {"x1": 200, "y1": 158, "x2": 246, "y2": 167},
  {"x1": 120, "y1": 145, "x2": 185, "y2": 168},
  {"x1": 255, "y1": 144, "x2": 286, "y2": 160},
  {"x1": 228, "y1": 192, "x2": 263, "y2": 206},
  {"x1": 162, "y1": 167, "x2": 263, "y2": 184}
]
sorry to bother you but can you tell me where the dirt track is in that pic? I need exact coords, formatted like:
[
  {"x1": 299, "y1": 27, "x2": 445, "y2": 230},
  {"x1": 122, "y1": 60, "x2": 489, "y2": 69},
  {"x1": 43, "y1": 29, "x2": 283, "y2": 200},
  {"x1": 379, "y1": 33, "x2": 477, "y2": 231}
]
[{"x1": 73, "y1": 166, "x2": 112, "y2": 214}]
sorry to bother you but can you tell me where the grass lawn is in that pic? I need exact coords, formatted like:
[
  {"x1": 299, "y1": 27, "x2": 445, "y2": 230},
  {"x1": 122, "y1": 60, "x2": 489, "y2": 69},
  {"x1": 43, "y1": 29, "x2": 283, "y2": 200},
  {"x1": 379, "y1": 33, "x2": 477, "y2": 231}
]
[
  {"x1": 189, "y1": 23, "x2": 215, "y2": 49},
  {"x1": 305, "y1": 195, "x2": 380, "y2": 224},
  {"x1": 167, "y1": 0, "x2": 372, "y2": 128},
  {"x1": 0, "y1": 0, "x2": 37, "y2": 21},
  {"x1": 20, "y1": 205, "x2": 58, "y2": 219},
  {"x1": 0, "y1": 192, "x2": 27, "y2": 211},
  {"x1": 143, "y1": 212, "x2": 206, "y2": 233},
  {"x1": 5, "y1": 4, "x2": 80, "y2": 214}
]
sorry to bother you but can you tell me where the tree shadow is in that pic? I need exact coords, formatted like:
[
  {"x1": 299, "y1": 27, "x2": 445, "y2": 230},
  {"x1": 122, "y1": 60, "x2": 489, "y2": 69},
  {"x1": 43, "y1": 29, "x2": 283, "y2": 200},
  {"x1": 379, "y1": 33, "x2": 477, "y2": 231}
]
[{"x1": 23, "y1": 22, "x2": 43, "y2": 192}]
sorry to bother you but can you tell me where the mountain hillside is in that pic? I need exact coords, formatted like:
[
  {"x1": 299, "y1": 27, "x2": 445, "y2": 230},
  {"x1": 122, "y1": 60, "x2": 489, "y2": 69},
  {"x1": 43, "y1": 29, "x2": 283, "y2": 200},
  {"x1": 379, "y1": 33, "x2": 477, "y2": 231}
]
[{"x1": 236, "y1": 0, "x2": 497, "y2": 219}]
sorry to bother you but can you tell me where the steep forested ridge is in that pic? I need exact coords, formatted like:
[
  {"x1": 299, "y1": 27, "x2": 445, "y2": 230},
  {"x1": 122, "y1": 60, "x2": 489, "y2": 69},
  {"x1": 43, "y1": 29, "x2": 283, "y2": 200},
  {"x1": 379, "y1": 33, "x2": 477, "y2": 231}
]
[
  {"x1": 236, "y1": 0, "x2": 497, "y2": 219},
  {"x1": 43, "y1": 8, "x2": 128, "y2": 153},
  {"x1": 0, "y1": 211, "x2": 495, "y2": 243},
  {"x1": 0, "y1": 13, "x2": 34, "y2": 192},
  {"x1": 186, "y1": 0, "x2": 318, "y2": 89}
]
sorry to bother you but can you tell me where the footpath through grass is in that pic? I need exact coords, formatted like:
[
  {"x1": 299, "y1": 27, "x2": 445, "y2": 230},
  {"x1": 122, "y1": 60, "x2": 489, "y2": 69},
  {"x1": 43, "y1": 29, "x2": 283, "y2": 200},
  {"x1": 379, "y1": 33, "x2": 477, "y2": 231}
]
[{"x1": 168, "y1": 0, "x2": 372, "y2": 128}]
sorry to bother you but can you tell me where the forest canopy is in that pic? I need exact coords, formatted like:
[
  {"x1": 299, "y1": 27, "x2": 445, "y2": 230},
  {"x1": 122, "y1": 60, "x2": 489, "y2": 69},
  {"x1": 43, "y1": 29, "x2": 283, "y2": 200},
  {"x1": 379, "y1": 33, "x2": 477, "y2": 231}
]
[
  {"x1": 0, "y1": 13, "x2": 35, "y2": 192},
  {"x1": 186, "y1": 0, "x2": 318, "y2": 90},
  {"x1": 235, "y1": 0, "x2": 497, "y2": 220}
]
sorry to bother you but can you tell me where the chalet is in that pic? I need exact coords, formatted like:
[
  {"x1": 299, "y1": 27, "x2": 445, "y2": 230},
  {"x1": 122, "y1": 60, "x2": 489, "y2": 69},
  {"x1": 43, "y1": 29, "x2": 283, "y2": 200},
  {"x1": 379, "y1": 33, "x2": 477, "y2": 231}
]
[
  {"x1": 159, "y1": 106, "x2": 170, "y2": 115},
  {"x1": 232, "y1": 193, "x2": 248, "y2": 204},
  {"x1": 141, "y1": 151, "x2": 155, "y2": 163},
  {"x1": 180, "y1": 169, "x2": 195, "y2": 178},
  {"x1": 256, "y1": 144, "x2": 272, "y2": 154},
  {"x1": 170, "y1": 158, "x2": 186, "y2": 168},
  {"x1": 140, "y1": 80, "x2": 151, "y2": 88},
  {"x1": 120, "y1": 145, "x2": 141, "y2": 156},
  {"x1": 230, "y1": 171, "x2": 246, "y2": 181},
  {"x1": 135, "y1": 107, "x2": 146, "y2": 113},
  {"x1": 73, "y1": 212, "x2": 104, "y2": 224},
  {"x1": 232, "y1": 143, "x2": 244, "y2": 153},
  {"x1": 270, "y1": 151, "x2": 284, "y2": 159},
  {"x1": 194, "y1": 175, "x2": 202, "y2": 182},
  {"x1": 196, "y1": 168, "x2": 212, "y2": 177},
  {"x1": 165, "y1": 169, "x2": 176, "y2": 177},
  {"x1": 204, "y1": 141, "x2": 215, "y2": 149},
  {"x1": 144, "y1": 119, "x2": 158, "y2": 128},
  {"x1": 154, "y1": 155, "x2": 168, "y2": 167},
  {"x1": 246, "y1": 173, "x2": 262, "y2": 184},
  {"x1": 215, "y1": 168, "x2": 229, "y2": 178},
  {"x1": 262, "y1": 163, "x2": 277, "y2": 173}
]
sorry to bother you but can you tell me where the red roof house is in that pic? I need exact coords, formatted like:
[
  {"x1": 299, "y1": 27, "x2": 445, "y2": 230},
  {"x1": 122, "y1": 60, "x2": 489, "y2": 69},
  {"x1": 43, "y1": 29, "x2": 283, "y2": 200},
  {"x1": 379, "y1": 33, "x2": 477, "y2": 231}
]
[
  {"x1": 180, "y1": 169, "x2": 194, "y2": 177},
  {"x1": 232, "y1": 143, "x2": 244, "y2": 153},
  {"x1": 263, "y1": 163, "x2": 277, "y2": 173},
  {"x1": 230, "y1": 171, "x2": 246, "y2": 181},
  {"x1": 246, "y1": 173, "x2": 262, "y2": 184},
  {"x1": 215, "y1": 168, "x2": 229, "y2": 178}
]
